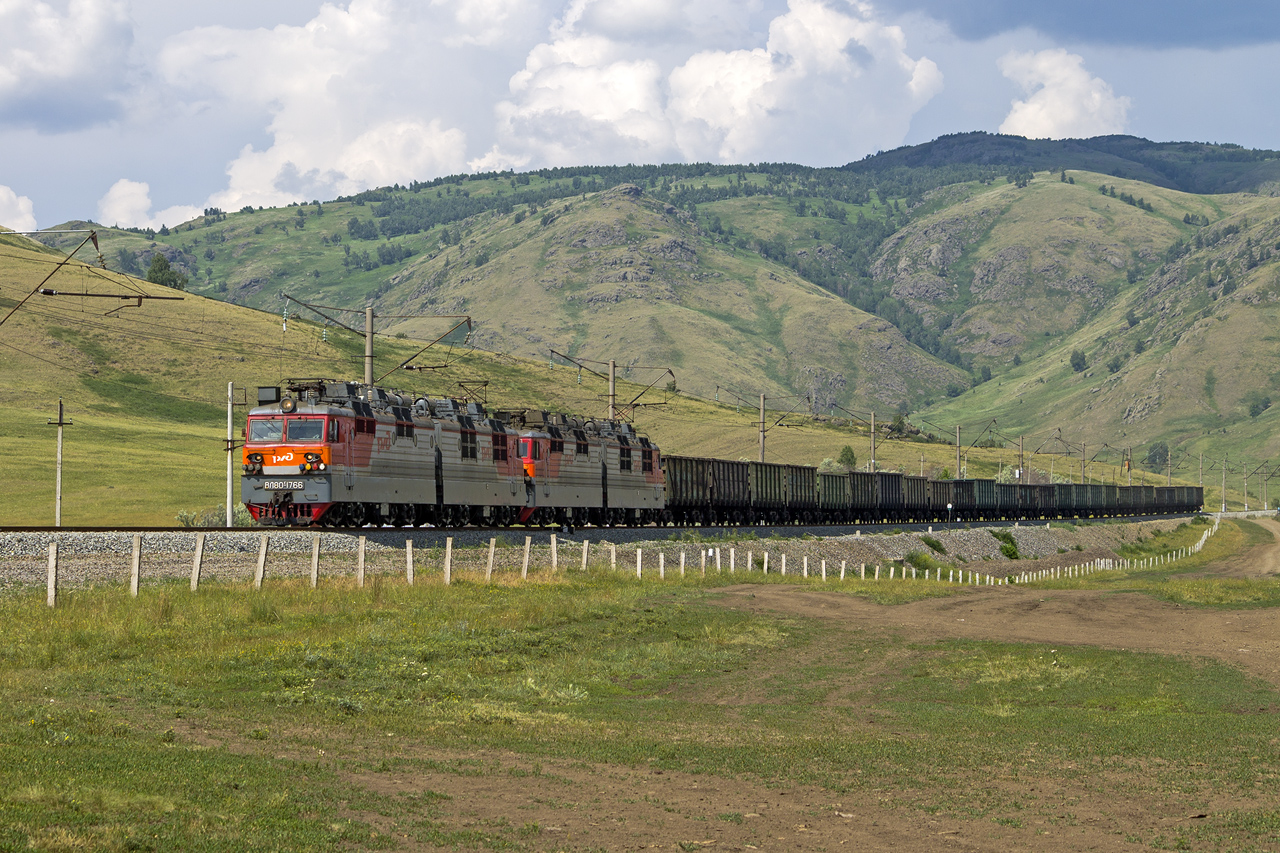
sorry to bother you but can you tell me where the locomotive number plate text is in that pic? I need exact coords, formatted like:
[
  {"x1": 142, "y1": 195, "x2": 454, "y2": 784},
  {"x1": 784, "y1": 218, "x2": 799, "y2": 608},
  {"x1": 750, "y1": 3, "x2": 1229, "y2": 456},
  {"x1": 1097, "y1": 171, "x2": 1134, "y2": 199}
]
[{"x1": 262, "y1": 480, "x2": 304, "y2": 491}]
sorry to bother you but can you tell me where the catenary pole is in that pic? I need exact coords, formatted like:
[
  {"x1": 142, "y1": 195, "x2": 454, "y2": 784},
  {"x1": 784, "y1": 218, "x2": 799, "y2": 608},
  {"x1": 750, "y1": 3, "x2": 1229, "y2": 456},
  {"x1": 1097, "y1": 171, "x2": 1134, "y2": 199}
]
[
  {"x1": 47, "y1": 399, "x2": 71, "y2": 527},
  {"x1": 227, "y1": 382, "x2": 234, "y2": 527}
]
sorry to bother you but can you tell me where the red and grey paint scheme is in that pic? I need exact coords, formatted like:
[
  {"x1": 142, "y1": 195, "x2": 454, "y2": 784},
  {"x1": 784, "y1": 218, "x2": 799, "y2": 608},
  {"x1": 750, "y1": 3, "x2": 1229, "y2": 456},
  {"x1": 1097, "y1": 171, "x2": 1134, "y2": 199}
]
[{"x1": 242, "y1": 380, "x2": 663, "y2": 527}]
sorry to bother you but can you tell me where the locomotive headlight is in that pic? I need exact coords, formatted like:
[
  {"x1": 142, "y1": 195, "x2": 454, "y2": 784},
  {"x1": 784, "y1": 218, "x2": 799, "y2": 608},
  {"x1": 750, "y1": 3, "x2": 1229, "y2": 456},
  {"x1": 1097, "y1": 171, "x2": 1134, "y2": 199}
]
[
  {"x1": 304, "y1": 452, "x2": 321, "y2": 463},
  {"x1": 248, "y1": 453, "x2": 263, "y2": 464}
]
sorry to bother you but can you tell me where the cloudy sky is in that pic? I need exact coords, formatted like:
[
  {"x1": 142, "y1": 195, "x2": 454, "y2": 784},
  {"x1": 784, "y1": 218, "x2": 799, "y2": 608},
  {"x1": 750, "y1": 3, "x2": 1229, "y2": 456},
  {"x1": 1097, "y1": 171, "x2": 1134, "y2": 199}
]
[{"x1": 1, "y1": 0, "x2": 1278, "y2": 231}]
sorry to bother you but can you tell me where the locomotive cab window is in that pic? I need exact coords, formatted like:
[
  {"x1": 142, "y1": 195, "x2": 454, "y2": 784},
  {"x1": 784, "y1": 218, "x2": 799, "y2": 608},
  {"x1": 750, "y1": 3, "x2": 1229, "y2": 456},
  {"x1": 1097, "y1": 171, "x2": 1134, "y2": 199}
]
[
  {"x1": 520, "y1": 439, "x2": 541, "y2": 460},
  {"x1": 328, "y1": 420, "x2": 340, "y2": 442},
  {"x1": 285, "y1": 418, "x2": 324, "y2": 442},
  {"x1": 248, "y1": 418, "x2": 283, "y2": 442}
]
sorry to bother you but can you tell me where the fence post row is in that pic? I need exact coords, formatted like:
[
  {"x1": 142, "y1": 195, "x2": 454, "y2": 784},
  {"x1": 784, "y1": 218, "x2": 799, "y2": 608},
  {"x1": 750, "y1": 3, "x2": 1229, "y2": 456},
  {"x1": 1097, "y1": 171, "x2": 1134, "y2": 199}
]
[{"x1": 51, "y1": 515, "x2": 1224, "y2": 599}]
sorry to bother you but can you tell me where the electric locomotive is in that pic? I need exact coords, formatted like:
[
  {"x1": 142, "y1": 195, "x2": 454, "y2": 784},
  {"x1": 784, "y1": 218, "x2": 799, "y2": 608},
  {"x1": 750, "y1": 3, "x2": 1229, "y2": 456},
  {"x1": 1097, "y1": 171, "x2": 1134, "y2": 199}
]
[{"x1": 241, "y1": 380, "x2": 664, "y2": 527}]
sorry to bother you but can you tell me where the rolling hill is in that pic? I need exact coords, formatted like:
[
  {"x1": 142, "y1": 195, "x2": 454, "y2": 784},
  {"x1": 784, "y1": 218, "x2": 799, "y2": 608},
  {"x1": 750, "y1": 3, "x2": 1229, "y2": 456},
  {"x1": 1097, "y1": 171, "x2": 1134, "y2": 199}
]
[{"x1": 20, "y1": 133, "x2": 1280, "y2": 511}]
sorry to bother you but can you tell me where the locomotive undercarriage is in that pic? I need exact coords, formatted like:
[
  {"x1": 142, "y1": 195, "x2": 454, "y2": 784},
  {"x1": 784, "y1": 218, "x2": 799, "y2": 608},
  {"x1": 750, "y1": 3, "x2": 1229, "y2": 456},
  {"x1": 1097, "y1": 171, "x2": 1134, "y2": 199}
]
[
  {"x1": 307, "y1": 500, "x2": 658, "y2": 529},
  {"x1": 266, "y1": 498, "x2": 1185, "y2": 529}
]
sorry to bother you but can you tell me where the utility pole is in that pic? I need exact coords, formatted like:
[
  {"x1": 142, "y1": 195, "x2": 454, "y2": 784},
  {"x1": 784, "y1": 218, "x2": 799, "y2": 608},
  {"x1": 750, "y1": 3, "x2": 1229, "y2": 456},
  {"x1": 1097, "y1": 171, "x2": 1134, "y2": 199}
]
[
  {"x1": 364, "y1": 306, "x2": 374, "y2": 385},
  {"x1": 1128, "y1": 446, "x2": 1132, "y2": 486},
  {"x1": 1222, "y1": 454, "x2": 1227, "y2": 513},
  {"x1": 920, "y1": 454, "x2": 924, "y2": 476},
  {"x1": 1199, "y1": 453, "x2": 1203, "y2": 487},
  {"x1": 1166, "y1": 451, "x2": 1172, "y2": 486},
  {"x1": 227, "y1": 382, "x2": 234, "y2": 528},
  {"x1": 870, "y1": 411, "x2": 876, "y2": 472},
  {"x1": 1081, "y1": 443, "x2": 1086, "y2": 485},
  {"x1": 1243, "y1": 467, "x2": 1249, "y2": 512},
  {"x1": 758, "y1": 394, "x2": 766, "y2": 463},
  {"x1": 608, "y1": 360, "x2": 616, "y2": 419},
  {"x1": 955, "y1": 425, "x2": 960, "y2": 479},
  {"x1": 47, "y1": 399, "x2": 72, "y2": 527},
  {"x1": 1018, "y1": 435, "x2": 1024, "y2": 482}
]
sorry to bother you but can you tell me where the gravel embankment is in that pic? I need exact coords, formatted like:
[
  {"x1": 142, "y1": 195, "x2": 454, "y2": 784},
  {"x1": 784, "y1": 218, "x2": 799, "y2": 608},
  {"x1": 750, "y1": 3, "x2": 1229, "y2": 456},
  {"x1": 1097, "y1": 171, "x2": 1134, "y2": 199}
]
[{"x1": 0, "y1": 518, "x2": 1201, "y2": 594}]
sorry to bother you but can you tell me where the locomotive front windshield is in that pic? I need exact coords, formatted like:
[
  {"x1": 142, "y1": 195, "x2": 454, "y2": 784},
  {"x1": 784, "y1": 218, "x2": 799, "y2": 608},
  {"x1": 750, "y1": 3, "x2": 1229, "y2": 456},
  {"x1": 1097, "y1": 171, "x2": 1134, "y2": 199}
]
[
  {"x1": 248, "y1": 418, "x2": 283, "y2": 442},
  {"x1": 285, "y1": 418, "x2": 325, "y2": 442},
  {"x1": 247, "y1": 417, "x2": 326, "y2": 442}
]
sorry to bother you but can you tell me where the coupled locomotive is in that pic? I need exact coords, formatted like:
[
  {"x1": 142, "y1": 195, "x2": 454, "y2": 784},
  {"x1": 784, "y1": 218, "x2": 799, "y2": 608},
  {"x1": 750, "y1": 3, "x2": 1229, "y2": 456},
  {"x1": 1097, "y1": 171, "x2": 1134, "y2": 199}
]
[
  {"x1": 241, "y1": 379, "x2": 1204, "y2": 528},
  {"x1": 241, "y1": 379, "x2": 663, "y2": 528}
]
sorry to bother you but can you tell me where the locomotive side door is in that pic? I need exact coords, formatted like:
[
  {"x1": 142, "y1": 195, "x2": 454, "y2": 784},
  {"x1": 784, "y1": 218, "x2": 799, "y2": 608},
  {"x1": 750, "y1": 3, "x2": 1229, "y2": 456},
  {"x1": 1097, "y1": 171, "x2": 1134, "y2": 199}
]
[
  {"x1": 434, "y1": 423, "x2": 444, "y2": 509},
  {"x1": 342, "y1": 417, "x2": 355, "y2": 490}
]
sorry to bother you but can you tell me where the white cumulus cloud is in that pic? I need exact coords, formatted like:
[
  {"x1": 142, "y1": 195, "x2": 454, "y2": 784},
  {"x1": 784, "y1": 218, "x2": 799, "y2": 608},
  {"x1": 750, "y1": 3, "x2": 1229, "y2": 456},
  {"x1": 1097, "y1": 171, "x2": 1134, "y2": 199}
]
[
  {"x1": 158, "y1": 0, "x2": 472, "y2": 211},
  {"x1": 492, "y1": 0, "x2": 943, "y2": 168},
  {"x1": 0, "y1": 0, "x2": 135, "y2": 130},
  {"x1": 97, "y1": 178, "x2": 201, "y2": 230},
  {"x1": 0, "y1": 184, "x2": 36, "y2": 230},
  {"x1": 998, "y1": 48, "x2": 1130, "y2": 139}
]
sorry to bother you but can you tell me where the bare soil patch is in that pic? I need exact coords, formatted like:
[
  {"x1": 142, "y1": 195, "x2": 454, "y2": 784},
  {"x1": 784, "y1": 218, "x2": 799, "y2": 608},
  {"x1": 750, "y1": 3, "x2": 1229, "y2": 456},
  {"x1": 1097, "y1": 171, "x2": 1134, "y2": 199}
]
[{"x1": 288, "y1": 524, "x2": 1280, "y2": 851}]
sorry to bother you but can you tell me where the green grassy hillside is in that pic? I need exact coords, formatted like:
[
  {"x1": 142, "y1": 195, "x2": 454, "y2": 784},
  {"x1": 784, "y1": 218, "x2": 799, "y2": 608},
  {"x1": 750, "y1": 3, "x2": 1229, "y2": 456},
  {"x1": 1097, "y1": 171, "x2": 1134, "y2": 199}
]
[
  {"x1": 922, "y1": 172, "x2": 1280, "y2": 479},
  {"x1": 21, "y1": 137, "x2": 1280, "y2": 513}
]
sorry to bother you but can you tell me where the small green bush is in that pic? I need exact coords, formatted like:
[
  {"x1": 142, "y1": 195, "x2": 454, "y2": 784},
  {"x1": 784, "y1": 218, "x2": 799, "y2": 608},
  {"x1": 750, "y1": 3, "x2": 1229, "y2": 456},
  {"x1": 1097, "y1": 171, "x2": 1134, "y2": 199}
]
[
  {"x1": 919, "y1": 535, "x2": 947, "y2": 555},
  {"x1": 990, "y1": 529, "x2": 1020, "y2": 559}
]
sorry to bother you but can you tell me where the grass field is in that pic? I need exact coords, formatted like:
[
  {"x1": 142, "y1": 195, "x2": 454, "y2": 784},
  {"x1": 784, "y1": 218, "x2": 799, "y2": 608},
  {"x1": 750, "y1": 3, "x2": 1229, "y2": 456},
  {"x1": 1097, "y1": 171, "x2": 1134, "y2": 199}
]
[{"x1": 2, "y1": 520, "x2": 1278, "y2": 850}]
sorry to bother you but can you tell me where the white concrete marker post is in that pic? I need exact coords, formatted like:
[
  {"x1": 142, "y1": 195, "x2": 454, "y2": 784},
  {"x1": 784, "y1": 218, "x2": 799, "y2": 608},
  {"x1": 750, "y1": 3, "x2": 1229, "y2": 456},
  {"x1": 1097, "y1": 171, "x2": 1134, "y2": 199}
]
[
  {"x1": 192, "y1": 532, "x2": 206, "y2": 592},
  {"x1": 406, "y1": 540, "x2": 414, "y2": 586},
  {"x1": 47, "y1": 543, "x2": 57, "y2": 608},
  {"x1": 310, "y1": 534, "x2": 320, "y2": 589},
  {"x1": 356, "y1": 536, "x2": 366, "y2": 588},
  {"x1": 444, "y1": 537, "x2": 452, "y2": 585},
  {"x1": 131, "y1": 534, "x2": 142, "y2": 597},
  {"x1": 253, "y1": 534, "x2": 268, "y2": 591}
]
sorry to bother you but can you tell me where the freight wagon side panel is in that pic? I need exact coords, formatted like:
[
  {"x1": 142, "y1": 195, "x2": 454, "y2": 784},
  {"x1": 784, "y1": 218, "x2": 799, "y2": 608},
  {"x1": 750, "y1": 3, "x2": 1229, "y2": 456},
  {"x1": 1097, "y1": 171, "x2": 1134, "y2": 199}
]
[{"x1": 903, "y1": 476, "x2": 929, "y2": 513}]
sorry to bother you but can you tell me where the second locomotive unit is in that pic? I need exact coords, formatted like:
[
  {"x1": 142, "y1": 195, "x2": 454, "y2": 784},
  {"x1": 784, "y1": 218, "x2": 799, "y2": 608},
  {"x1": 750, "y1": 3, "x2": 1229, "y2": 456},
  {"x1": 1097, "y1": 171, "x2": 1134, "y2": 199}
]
[{"x1": 241, "y1": 379, "x2": 663, "y2": 528}]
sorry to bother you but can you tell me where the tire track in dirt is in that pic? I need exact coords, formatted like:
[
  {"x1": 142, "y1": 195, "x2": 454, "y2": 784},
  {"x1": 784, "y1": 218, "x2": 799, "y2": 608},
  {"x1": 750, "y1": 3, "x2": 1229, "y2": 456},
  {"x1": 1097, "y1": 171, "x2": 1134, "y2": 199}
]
[{"x1": 708, "y1": 520, "x2": 1280, "y2": 686}]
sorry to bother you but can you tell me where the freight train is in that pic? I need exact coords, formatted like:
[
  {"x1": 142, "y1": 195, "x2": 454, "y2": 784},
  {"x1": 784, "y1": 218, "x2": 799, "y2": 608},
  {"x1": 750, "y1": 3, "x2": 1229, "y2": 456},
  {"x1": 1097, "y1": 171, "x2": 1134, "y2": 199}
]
[{"x1": 241, "y1": 380, "x2": 1204, "y2": 527}]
